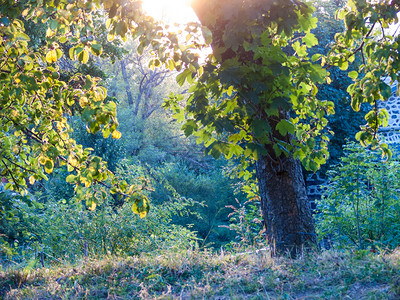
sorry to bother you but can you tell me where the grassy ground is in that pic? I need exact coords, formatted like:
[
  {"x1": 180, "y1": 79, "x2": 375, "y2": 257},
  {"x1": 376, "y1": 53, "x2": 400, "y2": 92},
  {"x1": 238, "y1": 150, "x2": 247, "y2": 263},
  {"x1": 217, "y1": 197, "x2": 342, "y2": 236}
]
[{"x1": 1, "y1": 247, "x2": 400, "y2": 299}]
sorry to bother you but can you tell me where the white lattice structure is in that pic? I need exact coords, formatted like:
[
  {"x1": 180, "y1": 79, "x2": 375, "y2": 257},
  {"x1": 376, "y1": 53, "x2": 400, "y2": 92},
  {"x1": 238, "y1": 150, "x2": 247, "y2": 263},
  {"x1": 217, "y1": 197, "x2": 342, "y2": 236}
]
[{"x1": 379, "y1": 80, "x2": 400, "y2": 144}]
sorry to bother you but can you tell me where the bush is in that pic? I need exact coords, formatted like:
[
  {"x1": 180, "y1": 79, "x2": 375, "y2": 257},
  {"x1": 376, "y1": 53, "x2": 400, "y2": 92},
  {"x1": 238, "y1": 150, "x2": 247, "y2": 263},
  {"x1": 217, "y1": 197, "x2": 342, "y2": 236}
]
[
  {"x1": 316, "y1": 142, "x2": 400, "y2": 250},
  {"x1": 0, "y1": 159, "x2": 199, "y2": 267}
]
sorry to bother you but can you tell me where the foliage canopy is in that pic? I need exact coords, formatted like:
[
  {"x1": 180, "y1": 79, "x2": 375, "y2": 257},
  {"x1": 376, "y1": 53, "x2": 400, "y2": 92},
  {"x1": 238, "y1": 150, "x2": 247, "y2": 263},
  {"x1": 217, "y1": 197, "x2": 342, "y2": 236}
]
[{"x1": 1, "y1": 0, "x2": 399, "y2": 223}]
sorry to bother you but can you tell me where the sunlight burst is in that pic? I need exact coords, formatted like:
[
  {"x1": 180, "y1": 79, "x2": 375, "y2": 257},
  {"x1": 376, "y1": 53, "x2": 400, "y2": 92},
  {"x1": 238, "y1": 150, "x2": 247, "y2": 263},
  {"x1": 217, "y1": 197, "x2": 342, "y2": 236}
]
[{"x1": 141, "y1": 0, "x2": 198, "y2": 24}]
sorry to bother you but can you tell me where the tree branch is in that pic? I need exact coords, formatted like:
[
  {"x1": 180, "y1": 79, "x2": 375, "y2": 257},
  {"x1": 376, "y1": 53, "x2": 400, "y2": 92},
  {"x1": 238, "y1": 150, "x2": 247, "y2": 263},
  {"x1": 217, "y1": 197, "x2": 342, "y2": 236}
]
[{"x1": 1, "y1": 159, "x2": 20, "y2": 191}]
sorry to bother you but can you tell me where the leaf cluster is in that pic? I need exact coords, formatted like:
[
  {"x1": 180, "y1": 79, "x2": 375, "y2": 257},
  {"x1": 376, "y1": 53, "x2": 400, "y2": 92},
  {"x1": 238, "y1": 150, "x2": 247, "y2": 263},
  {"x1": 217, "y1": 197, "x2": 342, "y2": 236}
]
[
  {"x1": 0, "y1": 0, "x2": 150, "y2": 215},
  {"x1": 328, "y1": 0, "x2": 400, "y2": 159},
  {"x1": 165, "y1": 1, "x2": 334, "y2": 172}
]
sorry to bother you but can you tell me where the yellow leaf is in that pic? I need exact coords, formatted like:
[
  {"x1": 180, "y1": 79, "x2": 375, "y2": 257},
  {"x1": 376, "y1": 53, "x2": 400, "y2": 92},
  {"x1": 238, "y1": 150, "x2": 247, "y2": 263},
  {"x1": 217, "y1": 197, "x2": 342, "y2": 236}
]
[
  {"x1": 79, "y1": 96, "x2": 89, "y2": 107},
  {"x1": 46, "y1": 28, "x2": 54, "y2": 37},
  {"x1": 82, "y1": 49, "x2": 89, "y2": 64},
  {"x1": 139, "y1": 211, "x2": 147, "y2": 219},
  {"x1": 45, "y1": 50, "x2": 57, "y2": 64},
  {"x1": 68, "y1": 155, "x2": 78, "y2": 167},
  {"x1": 128, "y1": 185, "x2": 135, "y2": 194},
  {"x1": 29, "y1": 176, "x2": 35, "y2": 185},
  {"x1": 88, "y1": 201, "x2": 96, "y2": 211},
  {"x1": 111, "y1": 130, "x2": 121, "y2": 139},
  {"x1": 38, "y1": 156, "x2": 47, "y2": 165},
  {"x1": 44, "y1": 160, "x2": 54, "y2": 174}
]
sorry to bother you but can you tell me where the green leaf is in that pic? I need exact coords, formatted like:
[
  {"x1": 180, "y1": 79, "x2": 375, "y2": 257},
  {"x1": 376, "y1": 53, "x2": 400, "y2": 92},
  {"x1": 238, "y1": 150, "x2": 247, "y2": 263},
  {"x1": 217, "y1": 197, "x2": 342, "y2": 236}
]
[
  {"x1": 303, "y1": 32, "x2": 318, "y2": 48},
  {"x1": 90, "y1": 43, "x2": 103, "y2": 56},
  {"x1": 293, "y1": 41, "x2": 307, "y2": 57},
  {"x1": 226, "y1": 144, "x2": 243, "y2": 159},
  {"x1": 338, "y1": 60, "x2": 349, "y2": 71},
  {"x1": 351, "y1": 95, "x2": 361, "y2": 112},
  {"x1": 182, "y1": 120, "x2": 197, "y2": 137},
  {"x1": 379, "y1": 82, "x2": 392, "y2": 99},
  {"x1": 311, "y1": 54, "x2": 321, "y2": 62},
  {"x1": 176, "y1": 69, "x2": 192, "y2": 86},
  {"x1": 276, "y1": 119, "x2": 295, "y2": 136},
  {"x1": 306, "y1": 137, "x2": 316, "y2": 149},
  {"x1": 103, "y1": 128, "x2": 111, "y2": 138},
  {"x1": 66, "y1": 174, "x2": 77, "y2": 183},
  {"x1": 348, "y1": 70, "x2": 358, "y2": 79},
  {"x1": 49, "y1": 19, "x2": 58, "y2": 31},
  {"x1": 202, "y1": 26, "x2": 212, "y2": 44},
  {"x1": 252, "y1": 118, "x2": 270, "y2": 138},
  {"x1": 56, "y1": 48, "x2": 62, "y2": 59},
  {"x1": 131, "y1": 194, "x2": 150, "y2": 218},
  {"x1": 15, "y1": 32, "x2": 30, "y2": 41}
]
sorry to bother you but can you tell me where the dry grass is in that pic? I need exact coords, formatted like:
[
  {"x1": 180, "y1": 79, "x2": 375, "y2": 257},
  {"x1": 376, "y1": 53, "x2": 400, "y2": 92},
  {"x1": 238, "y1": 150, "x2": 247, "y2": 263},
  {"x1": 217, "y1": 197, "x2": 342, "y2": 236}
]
[{"x1": 1, "y1": 248, "x2": 400, "y2": 299}]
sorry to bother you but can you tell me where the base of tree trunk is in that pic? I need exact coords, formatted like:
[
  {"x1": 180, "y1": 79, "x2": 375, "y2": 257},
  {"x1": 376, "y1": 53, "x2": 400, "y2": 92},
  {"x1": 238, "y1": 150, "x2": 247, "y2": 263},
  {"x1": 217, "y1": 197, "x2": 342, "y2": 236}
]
[{"x1": 256, "y1": 154, "x2": 317, "y2": 258}]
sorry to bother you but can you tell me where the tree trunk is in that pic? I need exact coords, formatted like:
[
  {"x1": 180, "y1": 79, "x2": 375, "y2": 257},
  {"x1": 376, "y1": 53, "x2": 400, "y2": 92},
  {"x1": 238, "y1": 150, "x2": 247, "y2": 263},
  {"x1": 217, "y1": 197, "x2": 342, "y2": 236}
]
[
  {"x1": 255, "y1": 152, "x2": 317, "y2": 257},
  {"x1": 120, "y1": 59, "x2": 134, "y2": 106}
]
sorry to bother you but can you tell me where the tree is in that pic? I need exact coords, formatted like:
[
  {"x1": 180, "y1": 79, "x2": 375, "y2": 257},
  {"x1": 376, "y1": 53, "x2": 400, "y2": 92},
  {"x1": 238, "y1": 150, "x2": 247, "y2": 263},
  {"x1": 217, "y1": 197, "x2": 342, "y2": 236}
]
[
  {"x1": 0, "y1": 0, "x2": 150, "y2": 218},
  {"x1": 174, "y1": 0, "x2": 334, "y2": 257},
  {"x1": 183, "y1": 0, "x2": 397, "y2": 256}
]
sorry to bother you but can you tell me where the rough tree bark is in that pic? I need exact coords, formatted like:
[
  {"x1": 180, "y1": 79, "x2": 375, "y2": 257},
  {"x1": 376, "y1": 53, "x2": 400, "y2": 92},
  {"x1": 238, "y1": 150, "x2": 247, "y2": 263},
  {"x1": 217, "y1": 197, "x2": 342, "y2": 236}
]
[
  {"x1": 191, "y1": 0, "x2": 317, "y2": 257},
  {"x1": 257, "y1": 137, "x2": 317, "y2": 257}
]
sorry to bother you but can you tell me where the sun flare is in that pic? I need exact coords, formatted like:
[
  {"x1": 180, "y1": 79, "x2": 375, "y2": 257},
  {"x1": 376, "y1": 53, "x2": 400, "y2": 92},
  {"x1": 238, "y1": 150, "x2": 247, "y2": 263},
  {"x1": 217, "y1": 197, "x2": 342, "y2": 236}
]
[{"x1": 141, "y1": 0, "x2": 198, "y2": 24}]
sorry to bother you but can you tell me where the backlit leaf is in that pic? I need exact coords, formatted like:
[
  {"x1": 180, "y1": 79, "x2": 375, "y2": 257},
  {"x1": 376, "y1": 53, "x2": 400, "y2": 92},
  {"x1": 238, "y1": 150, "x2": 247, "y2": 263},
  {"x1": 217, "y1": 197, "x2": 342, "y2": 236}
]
[
  {"x1": 111, "y1": 130, "x2": 122, "y2": 139},
  {"x1": 77, "y1": 49, "x2": 89, "y2": 64},
  {"x1": 45, "y1": 50, "x2": 57, "y2": 64}
]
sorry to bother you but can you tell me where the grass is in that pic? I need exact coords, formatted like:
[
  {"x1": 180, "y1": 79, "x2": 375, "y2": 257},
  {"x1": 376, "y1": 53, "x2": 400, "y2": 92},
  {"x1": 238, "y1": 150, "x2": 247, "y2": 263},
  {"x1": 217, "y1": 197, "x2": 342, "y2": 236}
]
[{"x1": 1, "y1": 247, "x2": 400, "y2": 299}]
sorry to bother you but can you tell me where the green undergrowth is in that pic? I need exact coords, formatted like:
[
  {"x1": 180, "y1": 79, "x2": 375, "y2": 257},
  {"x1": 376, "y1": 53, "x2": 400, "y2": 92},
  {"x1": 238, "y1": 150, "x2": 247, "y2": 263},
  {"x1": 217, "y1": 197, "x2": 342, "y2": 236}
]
[{"x1": 1, "y1": 247, "x2": 400, "y2": 299}]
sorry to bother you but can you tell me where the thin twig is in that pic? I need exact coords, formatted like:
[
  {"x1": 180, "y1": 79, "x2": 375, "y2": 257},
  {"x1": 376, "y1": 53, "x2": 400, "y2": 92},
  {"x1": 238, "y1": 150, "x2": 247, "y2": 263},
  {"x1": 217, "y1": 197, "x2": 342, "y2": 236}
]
[
  {"x1": 1, "y1": 158, "x2": 20, "y2": 190},
  {"x1": 2, "y1": 155, "x2": 36, "y2": 173}
]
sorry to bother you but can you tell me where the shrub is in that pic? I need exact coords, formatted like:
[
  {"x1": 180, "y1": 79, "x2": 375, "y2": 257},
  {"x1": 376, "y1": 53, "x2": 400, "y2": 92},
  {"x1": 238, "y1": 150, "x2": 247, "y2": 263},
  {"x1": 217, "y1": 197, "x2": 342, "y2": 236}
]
[
  {"x1": 0, "y1": 159, "x2": 199, "y2": 267},
  {"x1": 316, "y1": 142, "x2": 400, "y2": 250}
]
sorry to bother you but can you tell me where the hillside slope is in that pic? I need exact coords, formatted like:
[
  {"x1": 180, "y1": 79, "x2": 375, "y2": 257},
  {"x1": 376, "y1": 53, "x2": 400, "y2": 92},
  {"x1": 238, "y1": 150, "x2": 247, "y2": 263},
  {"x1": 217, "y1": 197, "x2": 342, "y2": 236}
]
[{"x1": 1, "y1": 248, "x2": 400, "y2": 299}]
